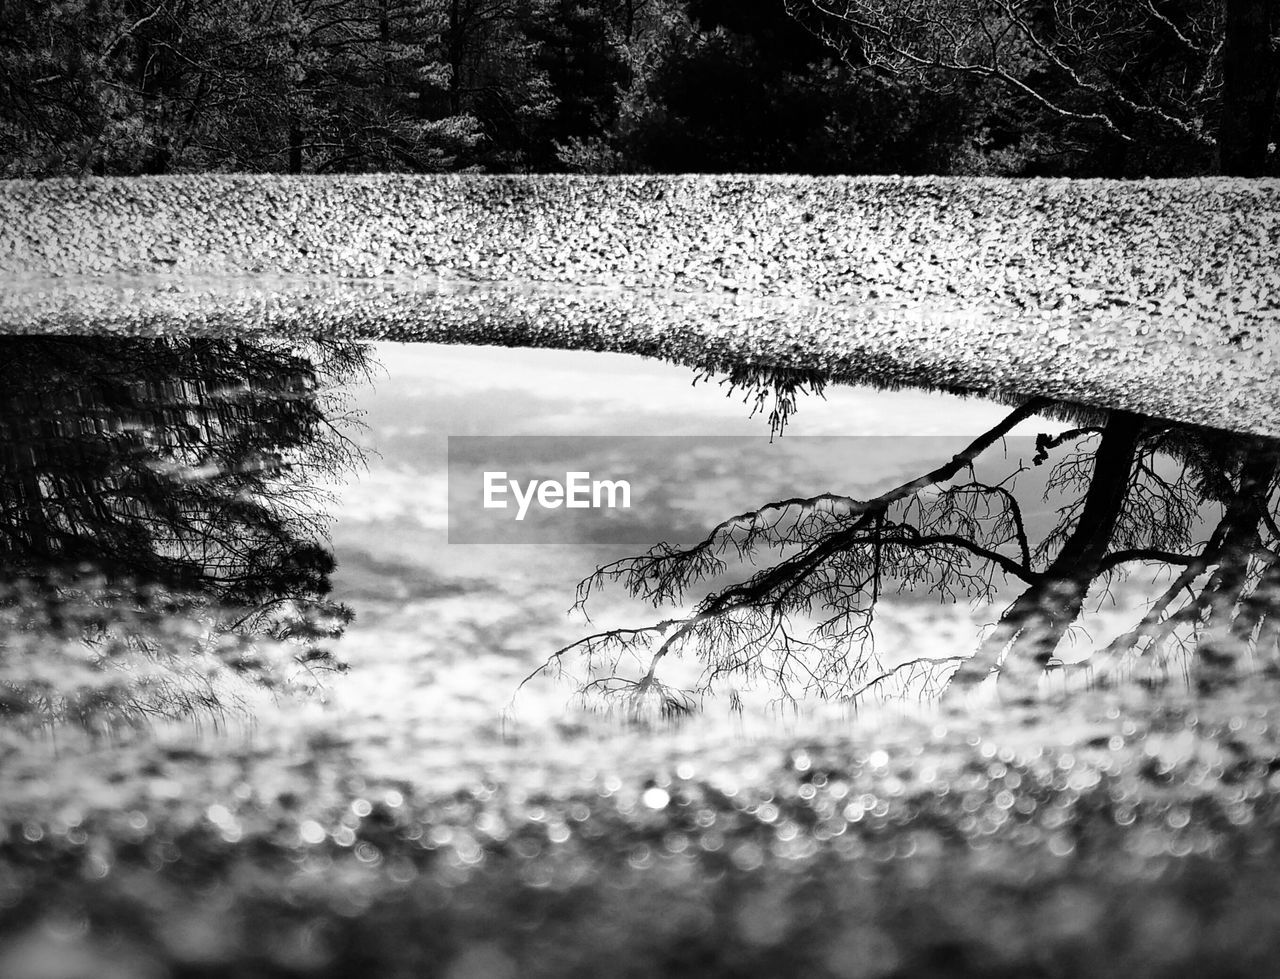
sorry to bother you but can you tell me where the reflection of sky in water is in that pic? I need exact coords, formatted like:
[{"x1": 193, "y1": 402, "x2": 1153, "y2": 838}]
[
  {"x1": 350, "y1": 342, "x2": 1067, "y2": 439},
  {"x1": 326, "y1": 342, "x2": 1080, "y2": 726}
]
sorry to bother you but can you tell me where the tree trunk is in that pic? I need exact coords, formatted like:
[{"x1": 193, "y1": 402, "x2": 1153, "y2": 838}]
[
  {"x1": 288, "y1": 118, "x2": 304, "y2": 174},
  {"x1": 379, "y1": 0, "x2": 392, "y2": 99},
  {"x1": 288, "y1": 36, "x2": 305, "y2": 175},
  {"x1": 1233, "y1": 555, "x2": 1280, "y2": 644},
  {"x1": 448, "y1": 0, "x2": 465, "y2": 115},
  {"x1": 946, "y1": 410, "x2": 1146, "y2": 694},
  {"x1": 1195, "y1": 450, "x2": 1279, "y2": 674},
  {"x1": 1252, "y1": 560, "x2": 1280, "y2": 663},
  {"x1": 1219, "y1": 0, "x2": 1279, "y2": 176}
]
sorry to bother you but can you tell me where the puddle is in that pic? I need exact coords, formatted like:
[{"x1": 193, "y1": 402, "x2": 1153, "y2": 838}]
[{"x1": 2, "y1": 334, "x2": 1276, "y2": 740}]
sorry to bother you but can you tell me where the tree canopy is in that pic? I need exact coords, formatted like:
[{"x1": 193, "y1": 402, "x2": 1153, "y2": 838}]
[{"x1": 4, "y1": 0, "x2": 1272, "y2": 177}]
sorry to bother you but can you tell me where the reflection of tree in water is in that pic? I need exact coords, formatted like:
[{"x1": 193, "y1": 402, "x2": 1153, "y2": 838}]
[
  {"x1": 541, "y1": 368, "x2": 1280, "y2": 714},
  {"x1": 0, "y1": 336, "x2": 371, "y2": 724}
]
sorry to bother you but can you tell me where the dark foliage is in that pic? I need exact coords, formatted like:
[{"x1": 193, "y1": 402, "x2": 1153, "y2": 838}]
[
  {"x1": 2, "y1": 0, "x2": 1274, "y2": 176},
  {"x1": 617, "y1": 1, "x2": 977, "y2": 173},
  {"x1": 0, "y1": 337, "x2": 371, "y2": 723}
]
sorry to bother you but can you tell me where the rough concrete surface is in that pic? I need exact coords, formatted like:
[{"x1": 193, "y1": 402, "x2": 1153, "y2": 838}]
[{"x1": 1, "y1": 174, "x2": 1277, "y2": 435}]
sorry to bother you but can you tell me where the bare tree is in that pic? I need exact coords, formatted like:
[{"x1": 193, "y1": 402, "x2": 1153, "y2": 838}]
[
  {"x1": 530, "y1": 372, "x2": 1280, "y2": 715},
  {"x1": 784, "y1": 0, "x2": 1278, "y2": 174}
]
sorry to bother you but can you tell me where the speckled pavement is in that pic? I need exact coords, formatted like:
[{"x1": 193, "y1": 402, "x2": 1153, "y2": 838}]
[{"x1": 2, "y1": 174, "x2": 1277, "y2": 436}]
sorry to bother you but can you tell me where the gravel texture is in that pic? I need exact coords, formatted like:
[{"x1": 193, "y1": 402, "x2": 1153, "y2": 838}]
[{"x1": 1, "y1": 174, "x2": 1278, "y2": 435}]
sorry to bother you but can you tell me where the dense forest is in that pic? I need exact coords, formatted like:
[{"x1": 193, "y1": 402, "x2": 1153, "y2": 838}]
[{"x1": 1, "y1": 0, "x2": 1276, "y2": 179}]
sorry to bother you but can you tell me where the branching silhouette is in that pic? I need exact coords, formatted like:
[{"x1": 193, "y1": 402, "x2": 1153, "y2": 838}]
[
  {"x1": 691, "y1": 363, "x2": 830, "y2": 439},
  {"x1": 785, "y1": 0, "x2": 1224, "y2": 148},
  {"x1": 529, "y1": 366, "x2": 1280, "y2": 715}
]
